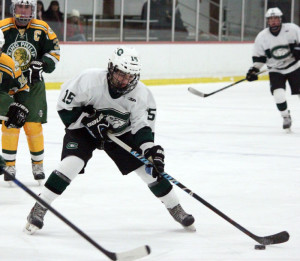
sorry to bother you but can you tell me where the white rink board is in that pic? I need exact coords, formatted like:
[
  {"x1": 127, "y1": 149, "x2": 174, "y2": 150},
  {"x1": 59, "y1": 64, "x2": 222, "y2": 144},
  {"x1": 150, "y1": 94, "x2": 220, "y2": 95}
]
[{"x1": 44, "y1": 43, "x2": 255, "y2": 82}]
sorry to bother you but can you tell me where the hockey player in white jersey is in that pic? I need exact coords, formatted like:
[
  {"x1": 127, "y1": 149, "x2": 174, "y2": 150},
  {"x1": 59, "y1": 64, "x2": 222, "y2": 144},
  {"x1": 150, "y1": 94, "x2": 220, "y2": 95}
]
[
  {"x1": 25, "y1": 46, "x2": 195, "y2": 234},
  {"x1": 246, "y1": 7, "x2": 300, "y2": 131}
]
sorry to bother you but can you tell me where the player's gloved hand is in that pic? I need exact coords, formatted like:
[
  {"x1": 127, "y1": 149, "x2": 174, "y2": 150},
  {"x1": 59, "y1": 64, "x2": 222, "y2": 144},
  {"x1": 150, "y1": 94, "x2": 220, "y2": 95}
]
[
  {"x1": 5, "y1": 102, "x2": 29, "y2": 129},
  {"x1": 81, "y1": 111, "x2": 111, "y2": 141},
  {"x1": 144, "y1": 145, "x2": 165, "y2": 177},
  {"x1": 28, "y1": 60, "x2": 46, "y2": 84},
  {"x1": 293, "y1": 44, "x2": 300, "y2": 61},
  {"x1": 246, "y1": 67, "x2": 259, "y2": 82},
  {"x1": 0, "y1": 155, "x2": 6, "y2": 175}
]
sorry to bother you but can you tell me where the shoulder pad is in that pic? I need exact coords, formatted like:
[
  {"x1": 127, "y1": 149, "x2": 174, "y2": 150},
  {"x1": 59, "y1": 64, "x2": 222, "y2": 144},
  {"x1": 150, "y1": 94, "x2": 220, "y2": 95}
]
[
  {"x1": 30, "y1": 19, "x2": 58, "y2": 40},
  {"x1": 0, "y1": 18, "x2": 15, "y2": 32}
]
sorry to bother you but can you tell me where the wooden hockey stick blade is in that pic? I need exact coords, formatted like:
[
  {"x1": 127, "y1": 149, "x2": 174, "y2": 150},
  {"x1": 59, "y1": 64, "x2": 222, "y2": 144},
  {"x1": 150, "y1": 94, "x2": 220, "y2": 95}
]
[
  {"x1": 188, "y1": 87, "x2": 206, "y2": 97},
  {"x1": 115, "y1": 245, "x2": 151, "y2": 261}
]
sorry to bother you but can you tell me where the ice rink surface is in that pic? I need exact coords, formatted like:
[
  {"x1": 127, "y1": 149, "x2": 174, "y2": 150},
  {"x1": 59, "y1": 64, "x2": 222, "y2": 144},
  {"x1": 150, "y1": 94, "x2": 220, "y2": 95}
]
[{"x1": 0, "y1": 80, "x2": 299, "y2": 261}]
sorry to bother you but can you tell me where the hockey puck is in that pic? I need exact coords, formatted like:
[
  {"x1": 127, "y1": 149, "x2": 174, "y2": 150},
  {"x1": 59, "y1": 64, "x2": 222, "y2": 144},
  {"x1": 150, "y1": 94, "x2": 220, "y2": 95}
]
[{"x1": 254, "y1": 244, "x2": 266, "y2": 250}]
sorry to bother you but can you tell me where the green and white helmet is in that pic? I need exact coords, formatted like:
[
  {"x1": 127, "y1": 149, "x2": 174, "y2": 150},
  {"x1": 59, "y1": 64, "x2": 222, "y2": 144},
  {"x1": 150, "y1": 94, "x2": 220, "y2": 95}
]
[
  {"x1": 11, "y1": 0, "x2": 36, "y2": 24},
  {"x1": 107, "y1": 46, "x2": 141, "y2": 95},
  {"x1": 265, "y1": 7, "x2": 283, "y2": 18}
]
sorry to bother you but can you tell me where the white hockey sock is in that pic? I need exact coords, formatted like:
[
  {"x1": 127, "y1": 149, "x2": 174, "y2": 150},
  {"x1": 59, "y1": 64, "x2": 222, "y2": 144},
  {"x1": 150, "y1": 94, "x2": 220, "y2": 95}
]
[
  {"x1": 56, "y1": 155, "x2": 85, "y2": 181},
  {"x1": 135, "y1": 165, "x2": 157, "y2": 185},
  {"x1": 273, "y1": 88, "x2": 289, "y2": 117},
  {"x1": 39, "y1": 188, "x2": 59, "y2": 205},
  {"x1": 159, "y1": 188, "x2": 179, "y2": 209},
  {"x1": 38, "y1": 156, "x2": 85, "y2": 206},
  {"x1": 135, "y1": 165, "x2": 179, "y2": 208}
]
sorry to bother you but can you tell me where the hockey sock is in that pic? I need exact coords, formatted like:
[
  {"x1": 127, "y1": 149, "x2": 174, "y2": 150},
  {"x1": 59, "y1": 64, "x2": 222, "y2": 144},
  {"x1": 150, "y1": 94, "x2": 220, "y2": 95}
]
[
  {"x1": 135, "y1": 165, "x2": 173, "y2": 197},
  {"x1": 158, "y1": 188, "x2": 179, "y2": 209},
  {"x1": 24, "y1": 122, "x2": 44, "y2": 163},
  {"x1": 273, "y1": 88, "x2": 289, "y2": 116},
  {"x1": 1, "y1": 123, "x2": 20, "y2": 165},
  {"x1": 45, "y1": 170, "x2": 71, "y2": 195},
  {"x1": 56, "y1": 156, "x2": 85, "y2": 180}
]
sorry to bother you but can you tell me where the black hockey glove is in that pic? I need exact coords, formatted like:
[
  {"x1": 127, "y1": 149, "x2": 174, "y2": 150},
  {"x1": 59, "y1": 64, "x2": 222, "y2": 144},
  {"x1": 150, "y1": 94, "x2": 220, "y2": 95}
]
[
  {"x1": 293, "y1": 44, "x2": 300, "y2": 61},
  {"x1": 246, "y1": 67, "x2": 259, "y2": 82},
  {"x1": 0, "y1": 155, "x2": 6, "y2": 175},
  {"x1": 81, "y1": 111, "x2": 111, "y2": 141},
  {"x1": 144, "y1": 145, "x2": 165, "y2": 177},
  {"x1": 28, "y1": 60, "x2": 46, "y2": 84},
  {"x1": 5, "y1": 102, "x2": 29, "y2": 129}
]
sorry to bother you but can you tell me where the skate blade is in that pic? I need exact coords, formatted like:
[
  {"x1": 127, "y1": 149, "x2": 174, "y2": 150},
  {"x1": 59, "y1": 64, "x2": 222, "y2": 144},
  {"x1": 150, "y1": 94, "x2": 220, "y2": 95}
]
[
  {"x1": 37, "y1": 180, "x2": 43, "y2": 186},
  {"x1": 24, "y1": 222, "x2": 40, "y2": 235},
  {"x1": 183, "y1": 224, "x2": 196, "y2": 232}
]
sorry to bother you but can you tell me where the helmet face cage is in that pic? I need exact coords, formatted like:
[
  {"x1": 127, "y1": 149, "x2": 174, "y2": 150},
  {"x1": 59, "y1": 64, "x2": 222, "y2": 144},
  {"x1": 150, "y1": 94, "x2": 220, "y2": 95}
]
[
  {"x1": 12, "y1": 0, "x2": 36, "y2": 24},
  {"x1": 108, "y1": 63, "x2": 140, "y2": 95},
  {"x1": 107, "y1": 47, "x2": 141, "y2": 96}
]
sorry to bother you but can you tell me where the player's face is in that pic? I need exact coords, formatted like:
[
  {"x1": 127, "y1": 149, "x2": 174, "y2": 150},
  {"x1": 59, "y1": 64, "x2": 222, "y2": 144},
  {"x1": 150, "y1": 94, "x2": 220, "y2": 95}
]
[
  {"x1": 15, "y1": 4, "x2": 32, "y2": 26},
  {"x1": 15, "y1": 4, "x2": 32, "y2": 18},
  {"x1": 267, "y1": 17, "x2": 281, "y2": 29},
  {"x1": 112, "y1": 70, "x2": 134, "y2": 88}
]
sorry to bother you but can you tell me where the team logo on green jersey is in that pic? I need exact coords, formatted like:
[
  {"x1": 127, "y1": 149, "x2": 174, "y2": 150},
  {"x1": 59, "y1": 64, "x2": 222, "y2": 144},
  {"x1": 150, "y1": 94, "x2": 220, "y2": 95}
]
[{"x1": 6, "y1": 41, "x2": 37, "y2": 71}]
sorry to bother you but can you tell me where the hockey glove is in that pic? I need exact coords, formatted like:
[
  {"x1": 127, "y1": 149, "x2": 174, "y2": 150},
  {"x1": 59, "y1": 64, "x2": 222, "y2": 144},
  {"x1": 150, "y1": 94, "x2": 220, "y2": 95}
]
[
  {"x1": 5, "y1": 102, "x2": 29, "y2": 129},
  {"x1": 293, "y1": 44, "x2": 300, "y2": 61},
  {"x1": 246, "y1": 67, "x2": 259, "y2": 82},
  {"x1": 28, "y1": 60, "x2": 46, "y2": 84},
  {"x1": 0, "y1": 155, "x2": 6, "y2": 175},
  {"x1": 144, "y1": 145, "x2": 165, "y2": 177},
  {"x1": 81, "y1": 111, "x2": 111, "y2": 141}
]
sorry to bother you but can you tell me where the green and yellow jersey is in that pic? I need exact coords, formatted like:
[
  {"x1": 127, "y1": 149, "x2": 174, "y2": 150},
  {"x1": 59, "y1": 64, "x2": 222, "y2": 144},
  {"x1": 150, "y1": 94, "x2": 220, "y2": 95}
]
[
  {"x1": 0, "y1": 17, "x2": 60, "y2": 74},
  {"x1": 0, "y1": 51, "x2": 29, "y2": 115},
  {"x1": 0, "y1": 17, "x2": 60, "y2": 122}
]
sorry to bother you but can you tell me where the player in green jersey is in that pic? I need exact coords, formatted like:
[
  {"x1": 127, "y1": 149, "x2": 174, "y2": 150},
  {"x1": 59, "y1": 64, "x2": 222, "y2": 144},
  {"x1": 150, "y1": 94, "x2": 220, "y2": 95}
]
[{"x1": 0, "y1": 0, "x2": 60, "y2": 184}]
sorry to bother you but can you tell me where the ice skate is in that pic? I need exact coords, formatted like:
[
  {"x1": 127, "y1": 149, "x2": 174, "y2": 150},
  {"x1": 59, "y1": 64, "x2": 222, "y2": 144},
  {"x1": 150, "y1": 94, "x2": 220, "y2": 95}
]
[
  {"x1": 283, "y1": 111, "x2": 292, "y2": 132},
  {"x1": 168, "y1": 204, "x2": 196, "y2": 231},
  {"x1": 32, "y1": 163, "x2": 45, "y2": 185},
  {"x1": 3, "y1": 166, "x2": 16, "y2": 186},
  {"x1": 24, "y1": 202, "x2": 48, "y2": 235}
]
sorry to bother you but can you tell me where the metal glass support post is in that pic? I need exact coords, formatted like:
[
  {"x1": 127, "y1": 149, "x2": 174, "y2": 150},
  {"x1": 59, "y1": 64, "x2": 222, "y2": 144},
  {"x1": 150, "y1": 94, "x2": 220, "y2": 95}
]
[
  {"x1": 291, "y1": 0, "x2": 295, "y2": 23},
  {"x1": 2, "y1": 0, "x2": 5, "y2": 20},
  {"x1": 263, "y1": 0, "x2": 267, "y2": 28},
  {"x1": 241, "y1": 0, "x2": 245, "y2": 41},
  {"x1": 120, "y1": 0, "x2": 124, "y2": 42},
  {"x1": 92, "y1": 0, "x2": 96, "y2": 42},
  {"x1": 146, "y1": 0, "x2": 150, "y2": 42},
  {"x1": 195, "y1": 0, "x2": 200, "y2": 41},
  {"x1": 218, "y1": 0, "x2": 223, "y2": 41},
  {"x1": 171, "y1": 0, "x2": 176, "y2": 42},
  {"x1": 63, "y1": 0, "x2": 68, "y2": 42}
]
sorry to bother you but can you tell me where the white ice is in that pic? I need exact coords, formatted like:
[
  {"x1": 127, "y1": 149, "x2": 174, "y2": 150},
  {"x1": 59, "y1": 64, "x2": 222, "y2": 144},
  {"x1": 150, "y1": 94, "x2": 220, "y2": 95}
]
[{"x1": 0, "y1": 81, "x2": 299, "y2": 261}]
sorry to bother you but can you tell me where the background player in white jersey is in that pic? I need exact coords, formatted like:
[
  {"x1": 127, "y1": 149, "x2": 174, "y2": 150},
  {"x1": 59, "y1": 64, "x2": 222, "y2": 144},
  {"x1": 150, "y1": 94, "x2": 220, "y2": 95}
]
[
  {"x1": 246, "y1": 7, "x2": 300, "y2": 131},
  {"x1": 25, "y1": 46, "x2": 195, "y2": 234}
]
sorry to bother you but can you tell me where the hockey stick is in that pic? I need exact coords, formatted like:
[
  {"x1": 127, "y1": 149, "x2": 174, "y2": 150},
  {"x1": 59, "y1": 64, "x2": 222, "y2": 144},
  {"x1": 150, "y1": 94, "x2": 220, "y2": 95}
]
[
  {"x1": 107, "y1": 132, "x2": 289, "y2": 246},
  {"x1": 0, "y1": 139, "x2": 150, "y2": 261},
  {"x1": 188, "y1": 70, "x2": 268, "y2": 98}
]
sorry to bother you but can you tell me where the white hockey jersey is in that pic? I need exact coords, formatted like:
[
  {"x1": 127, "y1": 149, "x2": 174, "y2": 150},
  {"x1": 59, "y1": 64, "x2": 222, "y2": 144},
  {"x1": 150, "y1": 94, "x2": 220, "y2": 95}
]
[
  {"x1": 252, "y1": 23, "x2": 300, "y2": 74},
  {"x1": 56, "y1": 68, "x2": 156, "y2": 136}
]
